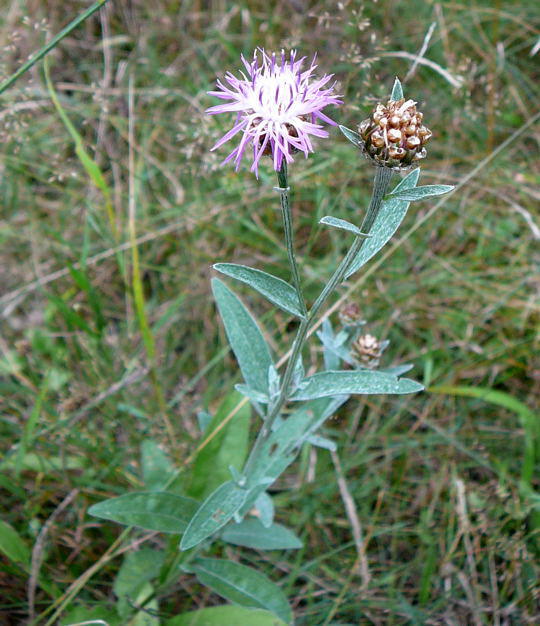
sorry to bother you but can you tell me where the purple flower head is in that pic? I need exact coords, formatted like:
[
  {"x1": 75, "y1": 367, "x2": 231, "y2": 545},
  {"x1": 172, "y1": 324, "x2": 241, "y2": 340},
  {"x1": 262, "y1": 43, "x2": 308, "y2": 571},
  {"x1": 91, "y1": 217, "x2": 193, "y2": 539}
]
[{"x1": 206, "y1": 49, "x2": 342, "y2": 177}]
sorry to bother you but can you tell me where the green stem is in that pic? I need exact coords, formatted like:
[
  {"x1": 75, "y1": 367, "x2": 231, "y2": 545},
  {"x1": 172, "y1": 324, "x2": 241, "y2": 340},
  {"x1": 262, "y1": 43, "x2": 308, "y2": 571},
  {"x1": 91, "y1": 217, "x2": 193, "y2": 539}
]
[
  {"x1": 244, "y1": 166, "x2": 394, "y2": 472},
  {"x1": 276, "y1": 161, "x2": 307, "y2": 316},
  {"x1": 0, "y1": 0, "x2": 110, "y2": 96}
]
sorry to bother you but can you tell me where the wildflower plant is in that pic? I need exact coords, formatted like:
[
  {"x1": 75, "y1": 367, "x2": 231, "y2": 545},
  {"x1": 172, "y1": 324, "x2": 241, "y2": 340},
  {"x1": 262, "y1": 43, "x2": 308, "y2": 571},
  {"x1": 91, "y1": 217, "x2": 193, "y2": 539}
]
[{"x1": 89, "y1": 50, "x2": 454, "y2": 624}]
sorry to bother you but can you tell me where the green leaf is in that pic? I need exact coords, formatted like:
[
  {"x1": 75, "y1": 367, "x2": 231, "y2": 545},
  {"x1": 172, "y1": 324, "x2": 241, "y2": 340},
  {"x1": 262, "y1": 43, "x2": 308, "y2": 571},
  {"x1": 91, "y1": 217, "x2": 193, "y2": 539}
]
[
  {"x1": 387, "y1": 184, "x2": 454, "y2": 202},
  {"x1": 189, "y1": 391, "x2": 250, "y2": 500},
  {"x1": 338, "y1": 124, "x2": 363, "y2": 148},
  {"x1": 0, "y1": 519, "x2": 30, "y2": 567},
  {"x1": 141, "y1": 440, "x2": 175, "y2": 491},
  {"x1": 60, "y1": 605, "x2": 121, "y2": 626},
  {"x1": 214, "y1": 263, "x2": 304, "y2": 318},
  {"x1": 180, "y1": 481, "x2": 247, "y2": 551},
  {"x1": 291, "y1": 370, "x2": 424, "y2": 401},
  {"x1": 212, "y1": 278, "x2": 273, "y2": 395},
  {"x1": 183, "y1": 558, "x2": 292, "y2": 624},
  {"x1": 165, "y1": 605, "x2": 287, "y2": 626},
  {"x1": 88, "y1": 492, "x2": 199, "y2": 533},
  {"x1": 319, "y1": 216, "x2": 371, "y2": 237},
  {"x1": 345, "y1": 168, "x2": 420, "y2": 278},
  {"x1": 391, "y1": 77, "x2": 404, "y2": 100},
  {"x1": 113, "y1": 548, "x2": 165, "y2": 619},
  {"x1": 222, "y1": 518, "x2": 303, "y2": 550}
]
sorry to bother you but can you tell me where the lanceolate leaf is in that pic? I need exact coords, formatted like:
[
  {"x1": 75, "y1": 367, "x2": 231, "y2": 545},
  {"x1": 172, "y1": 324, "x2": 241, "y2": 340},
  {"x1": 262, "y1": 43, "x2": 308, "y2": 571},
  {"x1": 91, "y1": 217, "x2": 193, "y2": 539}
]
[
  {"x1": 214, "y1": 263, "x2": 304, "y2": 318},
  {"x1": 222, "y1": 518, "x2": 303, "y2": 550},
  {"x1": 391, "y1": 77, "x2": 404, "y2": 100},
  {"x1": 319, "y1": 216, "x2": 371, "y2": 237},
  {"x1": 183, "y1": 558, "x2": 292, "y2": 624},
  {"x1": 338, "y1": 124, "x2": 363, "y2": 148},
  {"x1": 387, "y1": 184, "x2": 454, "y2": 202},
  {"x1": 88, "y1": 492, "x2": 199, "y2": 533},
  {"x1": 346, "y1": 168, "x2": 420, "y2": 278},
  {"x1": 180, "y1": 481, "x2": 247, "y2": 551},
  {"x1": 291, "y1": 370, "x2": 424, "y2": 401},
  {"x1": 212, "y1": 278, "x2": 273, "y2": 395}
]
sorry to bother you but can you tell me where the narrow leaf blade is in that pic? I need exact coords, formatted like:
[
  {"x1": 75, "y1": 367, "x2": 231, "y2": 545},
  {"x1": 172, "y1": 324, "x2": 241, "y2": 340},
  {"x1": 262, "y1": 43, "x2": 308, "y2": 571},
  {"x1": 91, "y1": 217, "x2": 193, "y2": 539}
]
[
  {"x1": 319, "y1": 216, "x2": 370, "y2": 237},
  {"x1": 391, "y1": 77, "x2": 404, "y2": 100},
  {"x1": 291, "y1": 370, "x2": 424, "y2": 401},
  {"x1": 339, "y1": 124, "x2": 363, "y2": 148},
  {"x1": 212, "y1": 278, "x2": 273, "y2": 394},
  {"x1": 184, "y1": 558, "x2": 292, "y2": 624},
  {"x1": 88, "y1": 492, "x2": 199, "y2": 533},
  {"x1": 180, "y1": 481, "x2": 247, "y2": 551},
  {"x1": 222, "y1": 518, "x2": 303, "y2": 550},
  {"x1": 214, "y1": 263, "x2": 304, "y2": 317},
  {"x1": 346, "y1": 168, "x2": 420, "y2": 278},
  {"x1": 387, "y1": 184, "x2": 454, "y2": 202}
]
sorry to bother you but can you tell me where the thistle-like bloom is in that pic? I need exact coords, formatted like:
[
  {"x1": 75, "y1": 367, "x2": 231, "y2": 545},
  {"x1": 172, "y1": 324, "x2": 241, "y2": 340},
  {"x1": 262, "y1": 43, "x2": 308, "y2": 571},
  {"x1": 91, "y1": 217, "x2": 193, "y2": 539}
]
[{"x1": 206, "y1": 49, "x2": 342, "y2": 176}]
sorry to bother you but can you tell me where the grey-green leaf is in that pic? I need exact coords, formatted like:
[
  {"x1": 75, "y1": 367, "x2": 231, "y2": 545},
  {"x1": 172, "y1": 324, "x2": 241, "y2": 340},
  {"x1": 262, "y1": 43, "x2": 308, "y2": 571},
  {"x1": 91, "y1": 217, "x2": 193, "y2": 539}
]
[
  {"x1": 291, "y1": 370, "x2": 424, "y2": 401},
  {"x1": 339, "y1": 124, "x2": 363, "y2": 148},
  {"x1": 212, "y1": 278, "x2": 273, "y2": 395},
  {"x1": 391, "y1": 77, "x2": 404, "y2": 100},
  {"x1": 88, "y1": 492, "x2": 199, "y2": 533},
  {"x1": 180, "y1": 481, "x2": 247, "y2": 551},
  {"x1": 319, "y1": 216, "x2": 371, "y2": 237},
  {"x1": 214, "y1": 263, "x2": 304, "y2": 318},
  {"x1": 345, "y1": 168, "x2": 420, "y2": 278},
  {"x1": 222, "y1": 518, "x2": 303, "y2": 550},
  {"x1": 387, "y1": 184, "x2": 454, "y2": 202},
  {"x1": 183, "y1": 558, "x2": 292, "y2": 624},
  {"x1": 254, "y1": 492, "x2": 274, "y2": 528}
]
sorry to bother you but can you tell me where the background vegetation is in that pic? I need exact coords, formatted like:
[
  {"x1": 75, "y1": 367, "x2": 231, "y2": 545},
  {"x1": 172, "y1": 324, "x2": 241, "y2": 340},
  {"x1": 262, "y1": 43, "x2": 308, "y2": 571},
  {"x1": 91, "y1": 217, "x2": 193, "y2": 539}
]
[{"x1": 1, "y1": 0, "x2": 538, "y2": 623}]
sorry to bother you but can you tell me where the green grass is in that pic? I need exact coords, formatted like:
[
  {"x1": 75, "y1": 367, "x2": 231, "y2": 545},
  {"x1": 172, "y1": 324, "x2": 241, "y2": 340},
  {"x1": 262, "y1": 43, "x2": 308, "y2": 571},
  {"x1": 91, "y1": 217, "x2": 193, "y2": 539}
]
[{"x1": 1, "y1": 0, "x2": 538, "y2": 624}]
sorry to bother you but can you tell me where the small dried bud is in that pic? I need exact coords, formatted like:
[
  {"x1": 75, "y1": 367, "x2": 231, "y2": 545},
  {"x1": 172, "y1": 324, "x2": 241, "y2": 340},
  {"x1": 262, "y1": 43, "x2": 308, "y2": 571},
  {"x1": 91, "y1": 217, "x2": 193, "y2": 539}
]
[
  {"x1": 387, "y1": 128, "x2": 402, "y2": 143},
  {"x1": 351, "y1": 333, "x2": 383, "y2": 368},
  {"x1": 405, "y1": 135, "x2": 421, "y2": 149},
  {"x1": 339, "y1": 302, "x2": 363, "y2": 327},
  {"x1": 357, "y1": 97, "x2": 431, "y2": 169}
]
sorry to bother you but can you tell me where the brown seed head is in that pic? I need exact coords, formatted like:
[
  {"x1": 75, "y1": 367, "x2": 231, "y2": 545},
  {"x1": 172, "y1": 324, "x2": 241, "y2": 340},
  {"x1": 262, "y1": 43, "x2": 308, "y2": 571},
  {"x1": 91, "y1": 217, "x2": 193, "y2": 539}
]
[
  {"x1": 338, "y1": 302, "x2": 364, "y2": 327},
  {"x1": 351, "y1": 333, "x2": 383, "y2": 368},
  {"x1": 357, "y1": 98, "x2": 431, "y2": 169}
]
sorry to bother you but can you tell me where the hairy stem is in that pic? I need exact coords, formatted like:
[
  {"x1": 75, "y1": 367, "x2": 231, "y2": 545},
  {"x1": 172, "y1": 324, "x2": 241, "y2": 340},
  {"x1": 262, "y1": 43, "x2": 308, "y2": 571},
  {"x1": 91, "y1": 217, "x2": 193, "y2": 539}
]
[
  {"x1": 277, "y1": 161, "x2": 307, "y2": 316},
  {"x1": 244, "y1": 166, "x2": 394, "y2": 473}
]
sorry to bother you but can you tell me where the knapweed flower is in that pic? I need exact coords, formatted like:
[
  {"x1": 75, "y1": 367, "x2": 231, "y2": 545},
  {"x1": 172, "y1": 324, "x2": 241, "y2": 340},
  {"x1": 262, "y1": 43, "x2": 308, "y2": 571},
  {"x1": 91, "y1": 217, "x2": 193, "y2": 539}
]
[
  {"x1": 206, "y1": 49, "x2": 342, "y2": 176},
  {"x1": 358, "y1": 98, "x2": 432, "y2": 169}
]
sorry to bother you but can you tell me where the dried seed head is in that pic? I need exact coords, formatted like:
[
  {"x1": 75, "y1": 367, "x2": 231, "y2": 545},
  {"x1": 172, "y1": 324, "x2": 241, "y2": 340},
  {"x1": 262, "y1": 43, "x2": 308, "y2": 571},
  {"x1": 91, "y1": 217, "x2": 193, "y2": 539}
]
[
  {"x1": 351, "y1": 333, "x2": 383, "y2": 368},
  {"x1": 338, "y1": 302, "x2": 364, "y2": 327},
  {"x1": 357, "y1": 97, "x2": 431, "y2": 169}
]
